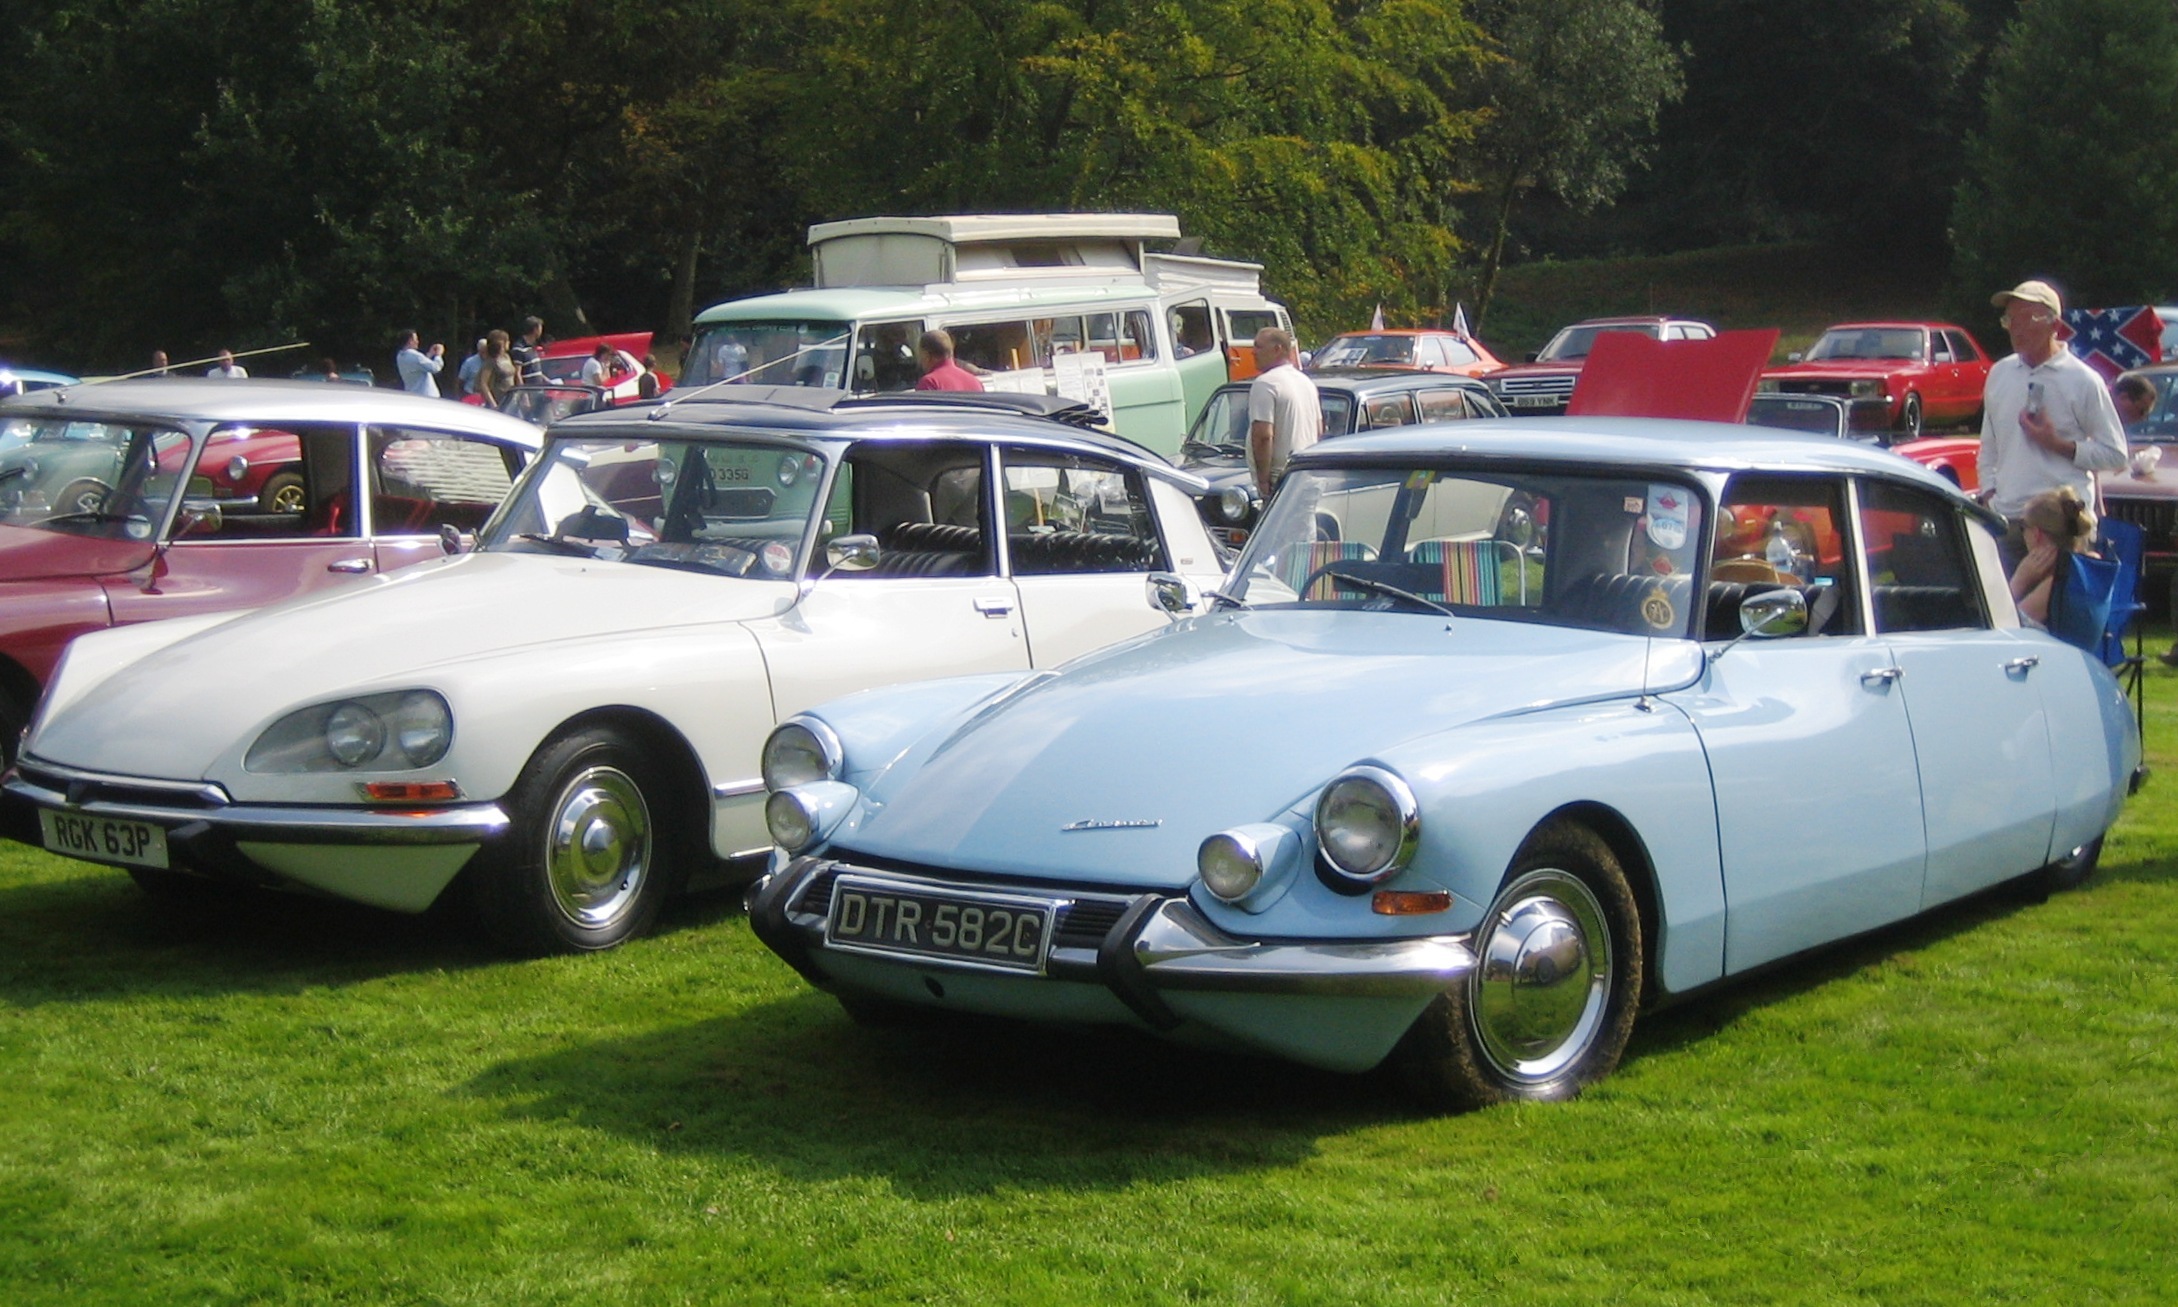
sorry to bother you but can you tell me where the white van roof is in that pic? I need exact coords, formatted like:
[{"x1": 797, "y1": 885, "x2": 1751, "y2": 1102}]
[{"x1": 809, "y1": 213, "x2": 1185, "y2": 290}]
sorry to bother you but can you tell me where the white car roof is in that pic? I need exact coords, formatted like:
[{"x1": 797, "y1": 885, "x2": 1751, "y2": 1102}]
[{"x1": 0, "y1": 378, "x2": 544, "y2": 446}]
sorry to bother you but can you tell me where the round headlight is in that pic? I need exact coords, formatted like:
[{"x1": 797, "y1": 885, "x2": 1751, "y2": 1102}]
[
  {"x1": 1314, "y1": 766, "x2": 1420, "y2": 886},
  {"x1": 765, "y1": 789, "x2": 819, "y2": 853},
  {"x1": 762, "y1": 719, "x2": 842, "y2": 790},
  {"x1": 324, "y1": 702, "x2": 387, "y2": 768},
  {"x1": 777, "y1": 453, "x2": 802, "y2": 487},
  {"x1": 390, "y1": 691, "x2": 452, "y2": 767},
  {"x1": 1198, "y1": 832, "x2": 1264, "y2": 902},
  {"x1": 225, "y1": 455, "x2": 249, "y2": 482},
  {"x1": 1215, "y1": 485, "x2": 1253, "y2": 524}
]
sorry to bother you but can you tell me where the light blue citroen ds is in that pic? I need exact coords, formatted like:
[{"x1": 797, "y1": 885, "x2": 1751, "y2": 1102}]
[{"x1": 748, "y1": 418, "x2": 2139, "y2": 1111}]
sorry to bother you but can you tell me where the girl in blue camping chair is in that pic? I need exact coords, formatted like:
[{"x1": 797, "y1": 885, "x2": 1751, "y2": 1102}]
[{"x1": 2008, "y1": 486, "x2": 2100, "y2": 630}]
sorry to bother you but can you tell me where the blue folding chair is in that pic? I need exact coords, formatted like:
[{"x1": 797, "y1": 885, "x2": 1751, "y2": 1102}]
[{"x1": 2075, "y1": 517, "x2": 2147, "y2": 742}]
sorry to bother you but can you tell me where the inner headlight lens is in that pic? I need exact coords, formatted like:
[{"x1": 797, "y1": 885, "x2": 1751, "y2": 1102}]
[
  {"x1": 762, "y1": 719, "x2": 841, "y2": 790},
  {"x1": 390, "y1": 692, "x2": 453, "y2": 767},
  {"x1": 765, "y1": 790, "x2": 818, "y2": 853},
  {"x1": 1199, "y1": 833, "x2": 1264, "y2": 902},
  {"x1": 1315, "y1": 766, "x2": 1419, "y2": 885},
  {"x1": 325, "y1": 703, "x2": 386, "y2": 767}
]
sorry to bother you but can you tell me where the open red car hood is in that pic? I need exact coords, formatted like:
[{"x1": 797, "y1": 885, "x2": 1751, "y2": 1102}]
[{"x1": 1567, "y1": 329, "x2": 1779, "y2": 423}]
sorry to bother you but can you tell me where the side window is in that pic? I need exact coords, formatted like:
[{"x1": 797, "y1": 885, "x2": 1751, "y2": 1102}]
[
  {"x1": 1225, "y1": 308, "x2": 1280, "y2": 344},
  {"x1": 832, "y1": 445, "x2": 993, "y2": 578},
  {"x1": 1318, "y1": 394, "x2": 1356, "y2": 437},
  {"x1": 1000, "y1": 448, "x2": 1164, "y2": 575},
  {"x1": 1945, "y1": 330, "x2": 1977, "y2": 362},
  {"x1": 182, "y1": 424, "x2": 358, "y2": 541},
  {"x1": 1930, "y1": 333, "x2": 1954, "y2": 363},
  {"x1": 1360, "y1": 394, "x2": 1414, "y2": 430},
  {"x1": 1169, "y1": 301, "x2": 1215, "y2": 358},
  {"x1": 370, "y1": 429, "x2": 520, "y2": 536},
  {"x1": 1858, "y1": 479, "x2": 1987, "y2": 632},
  {"x1": 1413, "y1": 337, "x2": 1448, "y2": 369},
  {"x1": 853, "y1": 320, "x2": 925, "y2": 392},
  {"x1": 950, "y1": 319, "x2": 1045, "y2": 377},
  {"x1": 1416, "y1": 389, "x2": 1475, "y2": 422},
  {"x1": 1712, "y1": 475, "x2": 1861, "y2": 638},
  {"x1": 1119, "y1": 309, "x2": 1157, "y2": 362},
  {"x1": 1442, "y1": 338, "x2": 1479, "y2": 367}
]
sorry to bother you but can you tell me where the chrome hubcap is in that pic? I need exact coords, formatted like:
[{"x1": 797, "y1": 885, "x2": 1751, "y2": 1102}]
[
  {"x1": 543, "y1": 766, "x2": 650, "y2": 928},
  {"x1": 1470, "y1": 868, "x2": 1611, "y2": 1083}
]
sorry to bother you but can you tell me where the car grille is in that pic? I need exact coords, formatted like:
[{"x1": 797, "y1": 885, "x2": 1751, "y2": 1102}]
[
  {"x1": 794, "y1": 860, "x2": 1140, "y2": 950},
  {"x1": 2103, "y1": 496, "x2": 2178, "y2": 554},
  {"x1": 1491, "y1": 373, "x2": 1575, "y2": 400},
  {"x1": 1770, "y1": 378, "x2": 1856, "y2": 399},
  {"x1": 15, "y1": 759, "x2": 230, "y2": 810}
]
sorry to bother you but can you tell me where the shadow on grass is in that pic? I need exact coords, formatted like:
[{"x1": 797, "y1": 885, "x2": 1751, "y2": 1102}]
[{"x1": 466, "y1": 987, "x2": 1407, "y2": 1197}]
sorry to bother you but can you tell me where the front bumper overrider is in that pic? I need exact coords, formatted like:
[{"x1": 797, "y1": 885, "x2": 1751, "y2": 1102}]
[{"x1": 748, "y1": 854, "x2": 1476, "y2": 1069}]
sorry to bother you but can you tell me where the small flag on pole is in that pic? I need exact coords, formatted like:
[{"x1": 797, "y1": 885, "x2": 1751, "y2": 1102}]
[
  {"x1": 1451, "y1": 303, "x2": 1471, "y2": 338},
  {"x1": 1369, "y1": 303, "x2": 1385, "y2": 331}
]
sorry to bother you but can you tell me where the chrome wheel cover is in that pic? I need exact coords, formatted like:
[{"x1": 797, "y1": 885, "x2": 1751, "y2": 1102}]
[
  {"x1": 542, "y1": 765, "x2": 651, "y2": 928},
  {"x1": 1469, "y1": 868, "x2": 1612, "y2": 1084}
]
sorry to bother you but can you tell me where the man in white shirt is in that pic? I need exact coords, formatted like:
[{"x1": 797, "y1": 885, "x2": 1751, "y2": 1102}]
[
  {"x1": 1247, "y1": 327, "x2": 1321, "y2": 500},
  {"x1": 205, "y1": 349, "x2": 247, "y2": 379},
  {"x1": 1977, "y1": 279, "x2": 2128, "y2": 570},
  {"x1": 395, "y1": 331, "x2": 445, "y2": 397}
]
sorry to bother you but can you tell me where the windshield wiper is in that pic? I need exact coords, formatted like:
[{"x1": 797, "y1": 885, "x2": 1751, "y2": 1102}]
[
  {"x1": 1317, "y1": 569, "x2": 1456, "y2": 617},
  {"x1": 516, "y1": 531, "x2": 606, "y2": 557}
]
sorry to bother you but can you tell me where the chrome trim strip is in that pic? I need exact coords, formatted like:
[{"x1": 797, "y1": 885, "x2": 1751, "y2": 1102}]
[
  {"x1": 1131, "y1": 899, "x2": 1473, "y2": 998},
  {"x1": 18, "y1": 756, "x2": 230, "y2": 805},
  {"x1": 713, "y1": 777, "x2": 766, "y2": 799},
  {"x1": 3, "y1": 774, "x2": 507, "y2": 846}
]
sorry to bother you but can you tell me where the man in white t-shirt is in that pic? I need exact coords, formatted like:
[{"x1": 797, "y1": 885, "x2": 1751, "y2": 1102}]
[
  {"x1": 1977, "y1": 278, "x2": 2127, "y2": 570},
  {"x1": 1246, "y1": 327, "x2": 1321, "y2": 499},
  {"x1": 205, "y1": 349, "x2": 247, "y2": 379}
]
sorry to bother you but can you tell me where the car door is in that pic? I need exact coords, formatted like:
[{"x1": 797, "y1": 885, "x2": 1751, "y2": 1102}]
[
  {"x1": 1671, "y1": 474, "x2": 1928, "y2": 973},
  {"x1": 1857, "y1": 478, "x2": 2055, "y2": 904},
  {"x1": 366, "y1": 425, "x2": 528, "y2": 573},
  {"x1": 755, "y1": 442, "x2": 1029, "y2": 719},
  {"x1": 106, "y1": 423, "x2": 377, "y2": 624},
  {"x1": 999, "y1": 445, "x2": 1174, "y2": 666}
]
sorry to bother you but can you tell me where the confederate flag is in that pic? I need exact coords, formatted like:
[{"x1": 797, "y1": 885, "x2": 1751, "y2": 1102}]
[{"x1": 2058, "y1": 306, "x2": 2165, "y2": 379}]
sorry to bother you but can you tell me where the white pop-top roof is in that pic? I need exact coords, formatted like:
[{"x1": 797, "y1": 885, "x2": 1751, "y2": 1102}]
[{"x1": 808, "y1": 213, "x2": 1186, "y2": 290}]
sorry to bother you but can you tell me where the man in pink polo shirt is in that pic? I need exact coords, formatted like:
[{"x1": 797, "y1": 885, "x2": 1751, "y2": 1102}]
[{"x1": 914, "y1": 329, "x2": 984, "y2": 392}]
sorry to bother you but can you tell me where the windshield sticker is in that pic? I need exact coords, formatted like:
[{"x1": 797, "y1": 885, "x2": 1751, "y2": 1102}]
[
  {"x1": 1646, "y1": 485, "x2": 1689, "y2": 550},
  {"x1": 1623, "y1": 496, "x2": 1643, "y2": 514},
  {"x1": 1641, "y1": 585, "x2": 1677, "y2": 631},
  {"x1": 1407, "y1": 471, "x2": 1436, "y2": 491}
]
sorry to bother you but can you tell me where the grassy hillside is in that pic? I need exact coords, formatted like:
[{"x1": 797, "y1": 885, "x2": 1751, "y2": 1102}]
[{"x1": 1477, "y1": 241, "x2": 1969, "y2": 363}]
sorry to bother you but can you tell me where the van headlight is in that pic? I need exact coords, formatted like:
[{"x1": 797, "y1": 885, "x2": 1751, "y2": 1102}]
[
  {"x1": 762, "y1": 717, "x2": 843, "y2": 790},
  {"x1": 1314, "y1": 765, "x2": 1420, "y2": 888},
  {"x1": 246, "y1": 690, "x2": 453, "y2": 772}
]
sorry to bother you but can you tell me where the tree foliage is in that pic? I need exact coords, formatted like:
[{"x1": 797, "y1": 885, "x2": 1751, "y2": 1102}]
[{"x1": 1951, "y1": 0, "x2": 2178, "y2": 307}]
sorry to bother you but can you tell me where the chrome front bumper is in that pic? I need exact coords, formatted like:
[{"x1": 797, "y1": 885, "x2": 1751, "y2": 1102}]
[{"x1": 747, "y1": 855, "x2": 1476, "y2": 1034}]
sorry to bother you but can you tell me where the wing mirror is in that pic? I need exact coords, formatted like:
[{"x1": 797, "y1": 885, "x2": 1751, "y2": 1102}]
[
  {"x1": 438, "y1": 523, "x2": 473, "y2": 556},
  {"x1": 175, "y1": 502, "x2": 222, "y2": 537},
  {"x1": 1739, "y1": 586, "x2": 1807, "y2": 638},
  {"x1": 1788, "y1": 350, "x2": 1806, "y2": 364},
  {"x1": 825, "y1": 534, "x2": 880, "y2": 572},
  {"x1": 1147, "y1": 571, "x2": 1201, "y2": 617}
]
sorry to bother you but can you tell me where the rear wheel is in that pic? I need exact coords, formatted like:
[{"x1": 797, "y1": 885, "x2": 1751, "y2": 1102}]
[
  {"x1": 0, "y1": 685, "x2": 24, "y2": 767},
  {"x1": 470, "y1": 726, "x2": 694, "y2": 954},
  {"x1": 55, "y1": 478, "x2": 110, "y2": 515},
  {"x1": 260, "y1": 470, "x2": 307, "y2": 515},
  {"x1": 1392, "y1": 823, "x2": 1643, "y2": 1111},
  {"x1": 2029, "y1": 836, "x2": 2103, "y2": 896}
]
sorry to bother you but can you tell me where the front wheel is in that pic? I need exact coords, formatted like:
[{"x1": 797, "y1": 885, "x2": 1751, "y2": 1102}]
[
  {"x1": 1391, "y1": 823, "x2": 1643, "y2": 1111},
  {"x1": 470, "y1": 726, "x2": 693, "y2": 954},
  {"x1": 1900, "y1": 393, "x2": 1924, "y2": 440}
]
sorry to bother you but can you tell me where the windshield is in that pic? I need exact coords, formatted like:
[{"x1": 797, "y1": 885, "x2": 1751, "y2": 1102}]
[
  {"x1": 481, "y1": 435, "x2": 829, "y2": 579},
  {"x1": 1806, "y1": 328, "x2": 1925, "y2": 362},
  {"x1": 1228, "y1": 464, "x2": 1706, "y2": 638},
  {"x1": 1312, "y1": 335, "x2": 1416, "y2": 369},
  {"x1": 1746, "y1": 395, "x2": 1848, "y2": 438},
  {"x1": 681, "y1": 321, "x2": 852, "y2": 388},
  {"x1": 1537, "y1": 323, "x2": 1657, "y2": 363},
  {"x1": 1183, "y1": 389, "x2": 1355, "y2": 462},
  {"x1": 0, "y1": 416, "x2": 193, "y2": 539}
]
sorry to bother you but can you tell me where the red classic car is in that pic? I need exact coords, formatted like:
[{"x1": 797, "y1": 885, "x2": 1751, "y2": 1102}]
[
  {"x1": 536, "y1": 332, "x2": 672, "y2": 404},
  {"x1": 1759, "y1": 322, "x2": 1991, "y2": 440},
  {"x1": 0, "y1": 379, "x2": 541, "y2": 759},
  {"x1": 1307, "y1": 329, "x2": 1504, "y2": 379},
  {"x1": 1485, "y1": 316, "x2": 1717, "y2": 414}
]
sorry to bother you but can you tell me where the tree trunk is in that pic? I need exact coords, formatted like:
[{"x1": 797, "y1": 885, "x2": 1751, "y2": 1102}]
[
  {"x1": 667, "y1": 230, "x2": 702, "y2": 352},
  {"x1": 1474, "y1": 167, "x2": 1523, "y2": 336}
]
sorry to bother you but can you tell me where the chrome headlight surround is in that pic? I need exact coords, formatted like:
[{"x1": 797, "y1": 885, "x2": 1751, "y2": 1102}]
[
  {"x1": 1197, "y1": 822, "x2": 1301, "y2": 913},
  {"x1": 1314, "y1": 764, "x2": 1421, "y2": 889},
  {"x1": 765, "y1": 781, "x2": 860, "y2": 854},
  {"x1": 761, "y1": 717, "x2": 843, "y2": 791},
  {"x1": 1214, "y1": 484, "x2": 1254, "y2": 524},
  {"x1": 244, "y1": 690, "x2": 454, "y2": 773}
]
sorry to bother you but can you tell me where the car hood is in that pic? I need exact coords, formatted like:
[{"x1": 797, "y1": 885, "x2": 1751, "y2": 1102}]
[
  {"x1": 29, "y1": 551, "x2": 796, "y2": 775},
  {"x1": 1765, "y1": 360, "x2": 1916, "y2": 380},
  {"x1": 0, "y1": 522, "x2": 154, "y2": 581},
  {"x1": 837, "y1": 612, "x2": 1667, "y2": 887},
  {"x1": 1488, "y1": 361, "x2": 1582, "y2": 379}
]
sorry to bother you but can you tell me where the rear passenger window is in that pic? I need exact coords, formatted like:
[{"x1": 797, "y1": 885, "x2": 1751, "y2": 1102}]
[
  {"x1": 370, "y1": 428, "x2": 520, "y2": 536},
  {"x1": 1712, "y1": 475, "x2": 1861, "y2": 637},
  {"x1": 999, "y1": 448, "x2": 1163, "y2": 575},
  {"x1": 1858, "y1": 480, "x2": 1986, "y2": 632},
  {"x1": 1416, "y1": 389, "x2": 1476, "y2": 422},
  {"x1": 1360, "y1": 394, "x2": 1413, "y2": 429}
]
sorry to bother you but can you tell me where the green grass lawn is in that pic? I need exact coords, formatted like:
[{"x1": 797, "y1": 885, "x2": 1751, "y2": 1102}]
[{"x1": 5, "y1": 662, "x2": 2176, "y2": 1304}]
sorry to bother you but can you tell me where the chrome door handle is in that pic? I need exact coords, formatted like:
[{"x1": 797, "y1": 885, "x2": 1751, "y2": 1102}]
[
  {"x1": 327, "y1": 558, "x2": 374, "y2": 574},
  {"x1": 1860, "y1": 666, "x2": 1903, "y2": 687},
  {"x1": 973, "y1": 596, "x2": 1014, "y2": 617},
  {"x1": 2004, "y1": 656, "x2": 2040, "y2": 675}
]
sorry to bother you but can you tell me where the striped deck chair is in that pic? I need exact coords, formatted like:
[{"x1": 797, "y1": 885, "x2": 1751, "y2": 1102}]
[
  {"x1": 1406, "y1": 540, "x2": 1507, "y2": 605},
  {"x1": 1276, "y1": 540, "x2": 1377, "y2": 600}
]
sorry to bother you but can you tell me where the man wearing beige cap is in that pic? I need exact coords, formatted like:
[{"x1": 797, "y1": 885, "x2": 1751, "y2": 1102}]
[{"x1": 1977, "y1": 278, "x2": 2128, "y2": 571}]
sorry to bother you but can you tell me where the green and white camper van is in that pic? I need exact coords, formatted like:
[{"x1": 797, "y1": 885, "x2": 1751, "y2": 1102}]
[{"x1": 682, "y1": 214, "x2": 1291, "y2": 455}]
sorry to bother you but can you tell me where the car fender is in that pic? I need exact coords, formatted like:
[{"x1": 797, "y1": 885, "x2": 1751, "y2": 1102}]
[
  {"x1": 31, "y1": 609, "x2": 251, "y2": 732},
  {"x1": 1349, "y1": 696, "x2": 1726, "y2": 997},
  {"x1": 0, "y1": 578, "x2": 121, "y2": 691},
  {"x1": 791, "y1": 670, "x2": 1044, "y2": 790}
]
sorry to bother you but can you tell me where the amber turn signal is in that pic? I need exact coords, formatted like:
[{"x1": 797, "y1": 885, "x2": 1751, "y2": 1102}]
[
  {"x1": 1372, "y1": 889, "x2": 1451, "y2": 916},
  {"x1": 361, "y1": 780, "x2": 461, "y2": 803}
]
